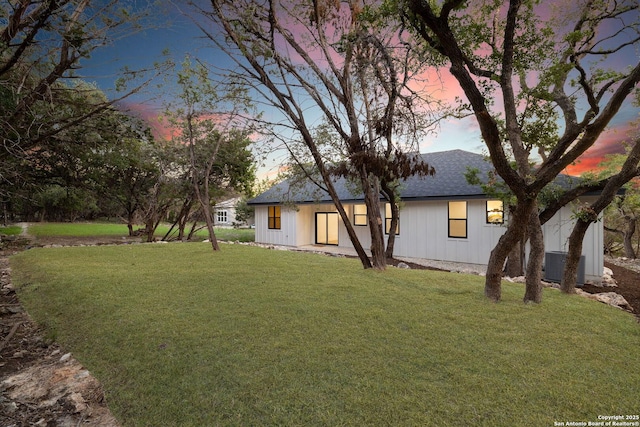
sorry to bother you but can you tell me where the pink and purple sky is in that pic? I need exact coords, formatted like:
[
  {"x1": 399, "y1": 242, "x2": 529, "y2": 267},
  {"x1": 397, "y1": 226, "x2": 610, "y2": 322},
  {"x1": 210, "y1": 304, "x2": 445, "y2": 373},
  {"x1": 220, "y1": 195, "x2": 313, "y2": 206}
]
[{"x1": 81, "y1": 1, "x2": 639, "y2": 179}]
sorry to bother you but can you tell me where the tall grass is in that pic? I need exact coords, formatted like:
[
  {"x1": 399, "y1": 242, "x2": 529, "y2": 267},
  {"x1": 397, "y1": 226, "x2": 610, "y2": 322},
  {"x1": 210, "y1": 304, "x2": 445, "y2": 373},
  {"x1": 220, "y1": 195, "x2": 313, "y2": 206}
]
[{"x1": 11, "y1": 243, "x2": 640, "y2": 426}]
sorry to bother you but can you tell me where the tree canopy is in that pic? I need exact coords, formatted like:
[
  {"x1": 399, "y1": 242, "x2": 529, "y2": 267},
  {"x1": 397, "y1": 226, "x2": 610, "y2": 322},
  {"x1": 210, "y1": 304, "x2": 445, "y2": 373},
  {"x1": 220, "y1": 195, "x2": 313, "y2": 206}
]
[
  {"x1": 190, "y1": 0, "x2": 439, "y2": 268},
  {"x1": 401, "y1": 0, "x2": 640, "y2": 302}
]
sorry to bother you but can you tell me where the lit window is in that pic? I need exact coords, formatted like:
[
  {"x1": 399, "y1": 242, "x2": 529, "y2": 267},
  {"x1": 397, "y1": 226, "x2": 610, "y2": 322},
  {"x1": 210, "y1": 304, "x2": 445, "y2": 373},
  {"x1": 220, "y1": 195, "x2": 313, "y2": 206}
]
[
  {"x1": 353, "y1": 205, "x2": 367, "y2": 226},
  {"x1": 385, "y1": 203, "x2": 399, "y2": 235},
  {"x1": 448, "y1": 201, "x2": 467, "y2": 238},
  {"x1": 268, "y1": 205, "x2": 281, "y2": 229},
  {"x1": 486, "y1": 200, "x2": 504, "y2": 224},
  {"x1": 217, "y1": 210, "x2": 228, "y2": 223}
]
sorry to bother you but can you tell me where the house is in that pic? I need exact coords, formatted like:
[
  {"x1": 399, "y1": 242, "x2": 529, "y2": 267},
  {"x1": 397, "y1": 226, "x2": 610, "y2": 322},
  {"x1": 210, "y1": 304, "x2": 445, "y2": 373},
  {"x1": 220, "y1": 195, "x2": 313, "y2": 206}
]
[
  {"x1": 248, "y1": 150, "x2": 603, "y2": 282},
  {"x1": 213, "y1": 197, "x2": 253, "y2": 228}
]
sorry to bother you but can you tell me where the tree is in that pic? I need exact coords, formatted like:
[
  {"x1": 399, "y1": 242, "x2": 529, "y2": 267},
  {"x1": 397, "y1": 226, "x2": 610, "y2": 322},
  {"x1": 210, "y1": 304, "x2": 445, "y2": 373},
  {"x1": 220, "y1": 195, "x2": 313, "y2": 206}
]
[
  {"x1": 0, "y1": 0, "x2": 171, "y2": 204},
  {"x1": 93, "y1": 126, "x2": 161, "y2": 235},
  {"x1": 135, "y1": 140, "x2": 182, "y2": 242},
  {"x1": 403, "y1": 0, "x2": 640, "y2": 302},
  {"x1": 0, "y1": 76, "x2": 165, "y2": 225},
  {"x1": 166, "y1": 57, "x2": 255, "y2": 251},
  {"x1": 234, "y1": 197, "x2": 254, "y2": 226},
  {"x1": 604, "y1": 192, "x2": 640, "y2": 259},
  {"x1": 189, "y1": 0, "x2": 437, "y2": 269},
  {"x1": 560, "y1": 132, "x2": 640, "y2": 291},
  {"x1": 597, "y1": 126, "x2": 640, "y2": 259}
]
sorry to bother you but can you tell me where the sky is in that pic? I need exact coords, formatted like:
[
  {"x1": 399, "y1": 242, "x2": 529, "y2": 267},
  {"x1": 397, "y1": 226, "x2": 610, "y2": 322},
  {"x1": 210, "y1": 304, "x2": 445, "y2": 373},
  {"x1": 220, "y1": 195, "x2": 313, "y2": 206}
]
[{"x1": 79, "y1": 1, "x2": 640, "y2": 180}]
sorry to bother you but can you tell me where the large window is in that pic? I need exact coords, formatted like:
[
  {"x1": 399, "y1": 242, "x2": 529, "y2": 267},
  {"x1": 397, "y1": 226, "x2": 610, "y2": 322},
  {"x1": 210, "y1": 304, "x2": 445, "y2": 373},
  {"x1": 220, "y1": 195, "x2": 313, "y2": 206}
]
[
  {"x1": 385, "y1": 203, "x2": 399, "y2": 235},
  {"x1": 353, "y1": 204, "x2": 367, "y2": 226},
  {"x1": 268, "y1": 205, "x2": 281, "y2": 229},
  {"x1": 216, "y1": 210, "x2": 228, "y2": 224},
  {"x1": 448, "y1": 201, "x2": 467, "y2": 238},
  {"x1": 486, "y1": 200, "x2": 504, "y2": 224}
]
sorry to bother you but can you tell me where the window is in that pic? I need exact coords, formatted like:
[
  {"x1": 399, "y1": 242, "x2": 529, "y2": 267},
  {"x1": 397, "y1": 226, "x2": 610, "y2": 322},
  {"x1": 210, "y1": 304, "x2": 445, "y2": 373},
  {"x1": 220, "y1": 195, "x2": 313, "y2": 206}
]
[
  {"x1": 448, "y1": 201, "x2": 467, "y2": 238},
  {"x1": 353, "y1": 205, "x2": 367, "y2": 226},
  {"x1": 268, "y1": 205, "x2": 281, "y2": 229},
  {"x1": 486, "y1": 200, "x2": 504, "y2": 224},
  {"x1": 385, "y1": 203, "x2": 399, "y2": 235},
  {"x1": 216, "y1": 210, "x2": 228, "y2": 224}
]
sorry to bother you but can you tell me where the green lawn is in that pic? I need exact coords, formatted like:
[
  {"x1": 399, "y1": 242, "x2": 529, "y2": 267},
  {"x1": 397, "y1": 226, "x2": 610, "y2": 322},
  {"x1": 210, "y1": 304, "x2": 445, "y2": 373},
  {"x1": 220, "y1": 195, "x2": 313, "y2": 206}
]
[
  {"x1": 10, "y1": 243, "x2": 640, "y2": 426},
  {"x1": 182, "y1": 226, "x2": 255, "y2": 242},
  {"x1": 0, "y1": 225, "x2": 22, "y2": 235},
  {"x1": 28, "y1": 222, "x2": 132, "y2": 237},
  {"x1": 26, "y1": 222, "x2": 254, "y2": 242}
]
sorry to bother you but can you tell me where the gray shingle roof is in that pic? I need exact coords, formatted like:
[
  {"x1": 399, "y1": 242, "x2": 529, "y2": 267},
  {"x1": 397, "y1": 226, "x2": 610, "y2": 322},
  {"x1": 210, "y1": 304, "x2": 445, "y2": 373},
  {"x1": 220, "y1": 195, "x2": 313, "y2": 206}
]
[{"x1": 248, "y1": 149, "x2": 500, "y2": 205}]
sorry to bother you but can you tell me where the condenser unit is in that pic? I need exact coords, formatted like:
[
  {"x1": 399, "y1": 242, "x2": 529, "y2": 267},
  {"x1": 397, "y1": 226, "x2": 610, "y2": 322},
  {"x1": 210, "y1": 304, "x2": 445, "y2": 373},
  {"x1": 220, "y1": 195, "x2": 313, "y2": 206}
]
[{"x1": 543, "y1": 251, "x2": 585, "y2": 286}]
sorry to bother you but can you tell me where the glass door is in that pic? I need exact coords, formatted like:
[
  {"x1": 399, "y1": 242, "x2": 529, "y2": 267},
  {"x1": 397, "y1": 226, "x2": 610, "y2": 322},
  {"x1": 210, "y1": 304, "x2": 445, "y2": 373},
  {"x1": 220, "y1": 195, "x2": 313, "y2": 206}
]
[{"x1": 315, "y1": 212, "x2": 339, "y2": 245}]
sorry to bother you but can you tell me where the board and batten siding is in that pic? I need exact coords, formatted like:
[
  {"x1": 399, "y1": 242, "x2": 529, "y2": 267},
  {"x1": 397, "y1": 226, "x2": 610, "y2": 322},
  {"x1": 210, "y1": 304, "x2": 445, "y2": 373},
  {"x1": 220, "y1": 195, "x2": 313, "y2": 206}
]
[
  {"x1": 254, "y1": 205, "x2": 299, "y2": 246},
  {"x1": 389, "y1": 199, "x2": 505, "y2": 265},
  {"x1": 254, "y1": 198, "x2": 603, "y2": 281},
  {"x1": 255, "y1": 204, "x2": 343, "y2": 247}
]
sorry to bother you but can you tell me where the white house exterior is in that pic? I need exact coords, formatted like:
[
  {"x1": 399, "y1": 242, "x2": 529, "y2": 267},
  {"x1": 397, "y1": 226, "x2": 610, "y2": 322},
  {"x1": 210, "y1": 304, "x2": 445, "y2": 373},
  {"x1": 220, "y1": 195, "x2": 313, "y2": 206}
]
[
  {"x1": 214, "y1": 197, "x2": 253, "y2": 227},
  {"x1": 249, "y1": 150, "x2": 603, "y2": 282}
]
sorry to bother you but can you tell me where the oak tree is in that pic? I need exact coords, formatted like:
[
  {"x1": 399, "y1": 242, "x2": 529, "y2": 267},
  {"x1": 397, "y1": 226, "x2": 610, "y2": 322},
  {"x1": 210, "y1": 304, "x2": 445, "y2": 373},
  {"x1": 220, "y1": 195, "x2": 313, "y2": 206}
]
[
  {"x1": 190, "y1": 0, "x2": 437, "y2": 268},
  {"x1": 403, "y1": 0, "x2": 640, "y2": 301}
]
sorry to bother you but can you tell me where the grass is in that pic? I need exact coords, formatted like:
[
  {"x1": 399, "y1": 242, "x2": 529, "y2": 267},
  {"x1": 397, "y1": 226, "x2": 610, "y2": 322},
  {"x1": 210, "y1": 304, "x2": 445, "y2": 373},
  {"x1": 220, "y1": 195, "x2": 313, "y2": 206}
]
[
  {"x1": 10, "y1": 243, "x2": 640, "y2": 426},
  {"x1": 28, "y1": 222, "x2": 132, "y2": 237},
  {"x1": 0, "y1": 225, "x2": 22, "y2": 235},
  {"x1": 26, "y1": 222, "x2": 254, "y2": 242},
  {"x1": 175, "y1": 226, "x2": 255, "y2": 242}
]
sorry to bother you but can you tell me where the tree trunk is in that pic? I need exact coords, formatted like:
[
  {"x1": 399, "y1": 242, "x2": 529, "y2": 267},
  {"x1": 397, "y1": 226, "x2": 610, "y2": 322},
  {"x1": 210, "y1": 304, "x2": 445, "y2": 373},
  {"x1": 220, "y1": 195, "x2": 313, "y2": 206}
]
[
  {"x1": 504, "y1": 238, "x2": 525, "y2": 277},
  {"x1": 360, "y1": 170, "x2": 386, "y2": 269},
  {"x1": 192, "y1": 172, "x2": 219, "y2": 251},
  {"x1": 560, "y1": 219, "x2": 590, "y2": 293},
  {"x1": 145, "y1": 217, "x2": 155, "y2": 242},
  {"x1": 201, "y1": 202, "x2": 220, "y2": 251},
  {"x1": 562, "y1": 139, "x2": 640, "y2": 288},
  {"x1": 623, "y1": 216, "x2": 637, "y2": 258},
  {"x1": 523, "y1": 204, "x2": 544, "y2": 303},
  {"x1": 173, "y1": 198, "x2": 194, "y2": 241},
  {"x1": 385, "y1": 201, "x2": 399, "y2": 259},
  {"x1": 485, "y1": 199, "x2": 535, "y2": 301},
  {"x1": 319, "y1": 166, "x2": 372, "y2": 269},
  {"x1": 125, "y1": 203, "x2": 137, "y2": 236},
  {"x1": 381, "y1": 182, "x2": 399, "y2": 260},
  {"x1": 177, "y1": 214, "x2": 187, "y2": 241},
  {"x1": 187, "y1": 220, "x2": 198, "y2": 240}
]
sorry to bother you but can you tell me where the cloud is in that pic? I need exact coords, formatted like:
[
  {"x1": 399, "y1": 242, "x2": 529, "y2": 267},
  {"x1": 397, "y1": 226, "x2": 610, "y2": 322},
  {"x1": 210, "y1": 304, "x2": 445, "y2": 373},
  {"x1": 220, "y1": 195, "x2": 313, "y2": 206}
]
[
  {"x1": 119, "y1": 101, "x2": 176, "y2": 140},
  {"x1": 120, "y1": 101, "x2": 243, "y2": 142},
  {"x1": 563, "y1": 123, "x2": 636, "y2": 175}
]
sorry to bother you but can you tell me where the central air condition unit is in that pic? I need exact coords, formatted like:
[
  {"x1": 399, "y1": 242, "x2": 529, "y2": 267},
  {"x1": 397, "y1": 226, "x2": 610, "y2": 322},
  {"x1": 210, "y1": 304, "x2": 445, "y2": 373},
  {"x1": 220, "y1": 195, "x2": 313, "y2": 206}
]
[{"x1": 543, "y1": 251, "x2": 585, "y2": 286}]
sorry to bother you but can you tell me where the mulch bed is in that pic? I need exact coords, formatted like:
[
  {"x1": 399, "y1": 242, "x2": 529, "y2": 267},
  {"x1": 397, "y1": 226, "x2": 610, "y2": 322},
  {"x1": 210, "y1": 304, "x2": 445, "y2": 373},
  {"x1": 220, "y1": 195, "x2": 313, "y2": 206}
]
[{"x1": 582, "y1": 261, "x2": 640, "y2": 321}]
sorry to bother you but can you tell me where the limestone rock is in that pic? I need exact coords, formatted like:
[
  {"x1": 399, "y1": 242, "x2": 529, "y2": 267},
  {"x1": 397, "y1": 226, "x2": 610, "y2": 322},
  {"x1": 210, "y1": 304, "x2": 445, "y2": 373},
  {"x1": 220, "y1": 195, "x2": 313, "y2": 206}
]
[
  {"x1": 576, "y1": 289, "x2": 633, "y2": 312},
  {"x1": 1, "y1": 354, "x2": 121, "y2": 426}
]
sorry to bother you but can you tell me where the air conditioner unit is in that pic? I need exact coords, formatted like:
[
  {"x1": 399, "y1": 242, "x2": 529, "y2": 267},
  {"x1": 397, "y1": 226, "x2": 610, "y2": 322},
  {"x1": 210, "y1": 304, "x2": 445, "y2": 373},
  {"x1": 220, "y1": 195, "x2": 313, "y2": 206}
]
[{"x1": 544, "y1": 251, "x2": 585, "y2": 286}]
